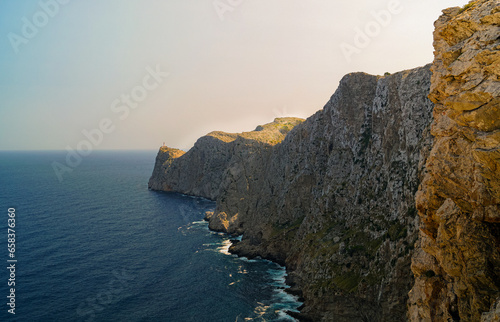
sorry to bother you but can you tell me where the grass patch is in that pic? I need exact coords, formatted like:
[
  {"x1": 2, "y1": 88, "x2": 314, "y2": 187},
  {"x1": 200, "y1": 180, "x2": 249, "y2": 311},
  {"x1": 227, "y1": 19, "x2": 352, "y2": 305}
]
[
  {"x1": 459, "y1": 1, "x2": 476, "y2": 13},
  {"x1": 387, "y1": 221, "x2": 407, "y2": 241},
  {"x1": 333, "y1": 272, "x2": 362, "y2": 293},
  {"x1": 364, "y1": 272, "x2": 383, "y2": 286},
  {"x1": 270, "y1": 216, "x2": 304, "y2": 239}
]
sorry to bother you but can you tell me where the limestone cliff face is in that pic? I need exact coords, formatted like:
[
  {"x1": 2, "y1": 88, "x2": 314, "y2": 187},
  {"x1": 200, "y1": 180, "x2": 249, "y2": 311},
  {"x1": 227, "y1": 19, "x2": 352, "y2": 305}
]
[
  {"x1": 148, "y1": 2, "x2": 500, "y2": 319},
  {"x1": 214, "y1": 67, "x2": 434, "y2": 321},
  {"x1": 148, "y1": 147, "x2": 186, "y2": 191},
  {"x1": 409, "y1": 1, "x2": 500, "y2": 321},
  {"x1": 149, "y1": 66, "x2": 435, "y2": 320},
  {"x1": 148, "y1": 117, "x2": 304, "y2": 200}
]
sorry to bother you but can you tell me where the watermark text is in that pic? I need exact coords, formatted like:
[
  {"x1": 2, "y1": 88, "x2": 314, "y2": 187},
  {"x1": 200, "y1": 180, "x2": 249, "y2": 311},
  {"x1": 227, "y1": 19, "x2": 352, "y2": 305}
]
[
  {"x1": 6, "y1": 208, "x2": 17, "y2": 315},
  {"x1": 8, "y1": 0, "x2": 71, "y2": 53},
  {"x1": 51, "y1": 65, "x2": 169, "y2": 182},
  {"x1": 340, "y1": 0, "x2": 403, "y2": 63},
  {"x1": 213, "y1": 0, "x2": 244, "y2": 21}
]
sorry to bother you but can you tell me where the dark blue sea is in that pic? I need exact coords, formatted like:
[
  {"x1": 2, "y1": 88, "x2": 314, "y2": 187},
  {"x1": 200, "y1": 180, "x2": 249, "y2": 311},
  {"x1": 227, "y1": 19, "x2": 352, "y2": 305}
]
[{"x1": 0, "y1": 151, "x2": 301, "y2": 321}]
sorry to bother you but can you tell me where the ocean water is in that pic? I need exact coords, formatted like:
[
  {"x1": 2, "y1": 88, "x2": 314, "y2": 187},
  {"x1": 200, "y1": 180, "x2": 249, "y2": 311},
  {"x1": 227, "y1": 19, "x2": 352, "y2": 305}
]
[{"x1": 0, "y1": 151, "x2": 301, "y2": 321}]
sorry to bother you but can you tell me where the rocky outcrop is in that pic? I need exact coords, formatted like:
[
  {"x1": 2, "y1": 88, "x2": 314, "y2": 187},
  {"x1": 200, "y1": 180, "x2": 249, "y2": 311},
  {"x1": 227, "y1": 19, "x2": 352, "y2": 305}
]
[
  {"x1": 217, "y1": 67, "x2": 434, "y2": 321},
  {"x1": 148, "y1": 117, "x2": 304, "y2": 200},
  {"x1": 408, "y1": 1, "x2": 500, "y2": 321},
  {"x1": 150, "y1": 65, "x2": 435, "y2": 320},
  {"x1": 148, "y1": 147, "x2": 186, "y2": 191},
  {"x1": 149, "y1": 2, "x2": 500, "y2": 320}
]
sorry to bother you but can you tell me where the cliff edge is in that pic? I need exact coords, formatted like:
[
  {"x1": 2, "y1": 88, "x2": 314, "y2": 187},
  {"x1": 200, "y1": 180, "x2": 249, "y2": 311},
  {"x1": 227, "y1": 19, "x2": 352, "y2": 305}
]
[
  {"x1": 215, "y1": 67, "x2": 434, "y2": 321},
  {"x1": 409, "y1": 1, "x2": 500, "y2": 321},
  {"x1": 148, "y1": 117, "x2": 305, "y2": 200},
  {"x1": 148, "y1": 1, "x2": 500, "y2": 320},
  {"x1": 150, "y1": 66, "x2": 435, "y2": 321}
]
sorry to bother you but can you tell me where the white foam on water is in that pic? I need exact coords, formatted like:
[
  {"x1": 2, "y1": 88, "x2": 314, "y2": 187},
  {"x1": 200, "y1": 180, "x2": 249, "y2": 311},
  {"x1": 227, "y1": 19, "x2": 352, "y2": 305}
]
[
  {"x1": 267, "y1": 266, "x2": 302, "y2": 320},
  {"x1": 217, "y1": 239, "x2": 232, "y2": 255},
  {"x1": 276, "y1": 310, "x2": 298, "y2": 321},
  {"x1": 237, "y1": 256, "x2": 258, "y2": 263},
  {"x1": 191, "y1": 219, "x2": 301, "y2": 321},
  {"x1": 202, "y1": 242, "x2": 220, "y2": 246}
]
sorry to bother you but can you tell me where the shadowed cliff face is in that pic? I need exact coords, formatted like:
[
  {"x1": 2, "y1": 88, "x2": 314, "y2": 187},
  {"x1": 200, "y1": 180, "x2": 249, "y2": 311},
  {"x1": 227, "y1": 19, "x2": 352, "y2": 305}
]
[
  {"x1": 409, "y1": 1, "x2": 500, "y2": 321},
  {"x1": 149, "y1": 66, "x2": 435, "y2": 321},
  {"x1": 147, "y1": 2, "x2": 500, "y2": 320},
  {"x1": 148, "y1": 117, "x2": 305, "y2": 200},
  {"x1": 214, "y1": 67, "x2": 434, "y2": 321},
  {"x1": 148, "y1": 147, "x2": 186, "y2": 191}
]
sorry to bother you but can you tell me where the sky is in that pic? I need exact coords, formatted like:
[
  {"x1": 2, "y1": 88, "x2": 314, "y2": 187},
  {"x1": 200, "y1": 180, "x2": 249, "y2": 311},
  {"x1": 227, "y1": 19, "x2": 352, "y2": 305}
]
[{"x1": 0, "y1": 0, "x2": 471, "y2": 151}]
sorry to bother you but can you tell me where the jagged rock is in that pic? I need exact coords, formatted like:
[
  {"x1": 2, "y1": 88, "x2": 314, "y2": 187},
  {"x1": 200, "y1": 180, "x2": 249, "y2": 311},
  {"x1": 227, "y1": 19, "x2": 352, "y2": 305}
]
[
  {"x1": 203, "y1": 211, "x2": 214, "y2": 221},
  {"x1": 148, "y1": 117, "x2": 304, "y2": 200},
  {"x1": 409, "y1": 1, "x2": 500, "y2": 321},
  {"x1": 148, "y1": 147, "x2": 185, "y2": 191},
  {"x1": 482, "y1": 298, "x2": 500, "y2": 322},
  {"x1": 148, "y1": 2, "x2": 500, "y2": 320},
  {"x1": 217, "y1": 66, "x2": 434, "y2": 321},
  {"x1": 149, "y1": 66, "x2": 435, "y2": 320}
]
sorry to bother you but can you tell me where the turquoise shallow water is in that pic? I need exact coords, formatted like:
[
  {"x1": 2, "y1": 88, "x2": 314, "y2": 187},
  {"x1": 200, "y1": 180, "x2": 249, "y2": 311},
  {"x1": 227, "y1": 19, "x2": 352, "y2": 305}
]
[{"x1": 0, "y1": 151, "x2": 301, "y2": 321}]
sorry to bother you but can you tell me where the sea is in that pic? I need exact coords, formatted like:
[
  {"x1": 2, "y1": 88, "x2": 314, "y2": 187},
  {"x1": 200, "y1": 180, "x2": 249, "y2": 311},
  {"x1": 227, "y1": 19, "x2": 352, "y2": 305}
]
[{"x1": 0, "y1": 150, "x2": 301, "y2": 322}]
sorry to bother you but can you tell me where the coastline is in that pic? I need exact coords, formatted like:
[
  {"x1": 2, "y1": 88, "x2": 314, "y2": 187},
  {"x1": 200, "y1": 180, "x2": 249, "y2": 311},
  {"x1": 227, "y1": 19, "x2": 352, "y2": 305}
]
[
  {"x1": 148, "y1": 75, "x2": 434, "y2": 319},
  {"x1": 227, "y1": 239, "x2": 310, "y2": 321},
  {"x1": 201, "y1": 212, "x2": 305, "y2": 321},
  {"x1": 147, "y1": 3, "x2": 500, "y2": 315}
]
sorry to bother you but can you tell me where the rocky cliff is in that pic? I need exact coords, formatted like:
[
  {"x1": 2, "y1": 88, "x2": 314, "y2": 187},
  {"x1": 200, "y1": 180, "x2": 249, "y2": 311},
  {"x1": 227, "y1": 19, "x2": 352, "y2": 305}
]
[
  {"x1": 148, "y1": 117, "x2": 305, "y2": 200},
  {"x1": 150, "y1": 66, "x2": 434, "y2": 321},
  {"x1": 408, "y1": 1, "x2": 500, "y2": 321},
  {"x1": 216, "y1": 67, "x2": 434, "y2": 321},
  {"x1": 149, "y1": 1, "x2": 499, "y2": 320}
]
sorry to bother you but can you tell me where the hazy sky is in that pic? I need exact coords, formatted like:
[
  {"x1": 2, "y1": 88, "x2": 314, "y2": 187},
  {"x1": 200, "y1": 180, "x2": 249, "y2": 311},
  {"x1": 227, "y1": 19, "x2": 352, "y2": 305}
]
[{"x1": 0, "y1": 0, "x2": 470, "y2": 151}]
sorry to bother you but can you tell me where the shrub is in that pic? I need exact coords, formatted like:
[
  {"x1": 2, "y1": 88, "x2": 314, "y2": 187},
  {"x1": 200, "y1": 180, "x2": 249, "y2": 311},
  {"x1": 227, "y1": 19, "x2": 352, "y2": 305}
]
[{"x1": 459, "y1": 1, "x2": 476, "y2": 13}]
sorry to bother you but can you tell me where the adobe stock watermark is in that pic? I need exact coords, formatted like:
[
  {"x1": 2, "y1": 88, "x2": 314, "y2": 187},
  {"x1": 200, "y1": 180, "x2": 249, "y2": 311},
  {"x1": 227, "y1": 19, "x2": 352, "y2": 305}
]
[
  {"x1": 8, "y1": 0, "x2": 71, "y2": 54},
  {"x1": 213, "y1": 0, "x2": 244, "y2": 21},
  {"x1": 51, "y1": 65, "x2": 170, "y2": 182},
  {"x1": 340, "y1": 0, "x2": 403, "y2": 63},
  {"x1": 76, "y1": 269, "x2": 134, "y2": 321},
  {"x1": 272, "y1": 105, "x2": 293, "y2": 118}
]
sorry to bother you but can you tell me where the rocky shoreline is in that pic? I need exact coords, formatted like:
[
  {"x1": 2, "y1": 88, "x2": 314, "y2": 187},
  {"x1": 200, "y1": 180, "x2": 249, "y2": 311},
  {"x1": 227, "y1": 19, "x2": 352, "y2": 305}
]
[
  {"x1": 149, "y1": 1, "x2": 499, "y2": 320},
  {"x1": 150, "y1": 65, "x2": 435, "y2": 321},
  {"x1": 203, "y1": 210, "x2": 311, "y2": 321}
]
